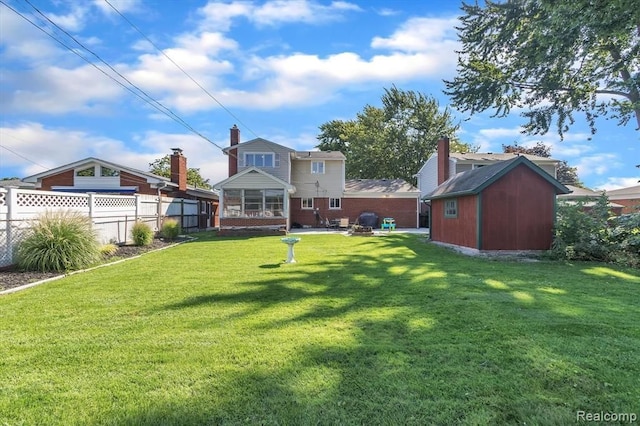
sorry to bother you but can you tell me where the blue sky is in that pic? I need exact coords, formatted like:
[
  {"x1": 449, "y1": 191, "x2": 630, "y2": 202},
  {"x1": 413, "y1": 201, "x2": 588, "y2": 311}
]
[{"x1": 1, "y1": 0, "x2": 638, "y2": 190}]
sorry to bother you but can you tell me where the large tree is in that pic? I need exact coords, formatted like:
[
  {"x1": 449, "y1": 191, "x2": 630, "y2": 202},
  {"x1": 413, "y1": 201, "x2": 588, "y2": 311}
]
[
  {"x1": 316, "y1": 86, "x2": 472, "y2": 186},
  {"x1": 149, "y1": 155, "x2": 211, "y2": 189},
  {"x1": 445, "y1": 0, "x2": 640, "y2": 138},
  {"x1": 502, "y1": 141, "x2": 583, "y2": 186}
]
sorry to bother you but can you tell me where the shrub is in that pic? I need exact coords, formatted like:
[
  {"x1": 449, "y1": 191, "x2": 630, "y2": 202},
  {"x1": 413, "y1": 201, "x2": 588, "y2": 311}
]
[
  {"x1": 160, "y1": 219, "x2": 181, "y2": 241},
  {"x1": 131, "y1": 221, "x2": 154, "y2": 246},
  {"x1": 551, "y1": 194, "x2": 640, "y2": 267},
  {"x1": 100, "y1": 243, "x2": 119, "y2": 257},
  {"x1": 16, "y1": 210, "x2": 100, "y2": 272}
]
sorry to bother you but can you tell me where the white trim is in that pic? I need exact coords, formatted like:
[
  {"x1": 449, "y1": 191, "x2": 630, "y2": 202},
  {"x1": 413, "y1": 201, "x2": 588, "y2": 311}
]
[
  {"x1": 301, "y1": 197, "x2": 314, "y2": 209},
  {"x1": 329, "y1": 197, "x2": 341, "y2": 209},
  {"x1": 311, "y1": 160, "x2": 325, "y2": 174}
]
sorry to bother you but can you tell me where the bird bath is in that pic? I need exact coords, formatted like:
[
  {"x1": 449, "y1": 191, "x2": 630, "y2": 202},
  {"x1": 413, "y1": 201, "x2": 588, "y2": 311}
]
[{"x1": 281, "y1": 237, "x2": 301, "y2": 263}]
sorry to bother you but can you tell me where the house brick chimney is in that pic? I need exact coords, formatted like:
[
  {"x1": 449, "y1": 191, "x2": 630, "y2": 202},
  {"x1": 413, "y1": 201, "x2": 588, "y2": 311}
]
[
  {"x1": 437, "y1": 136, "x2": 450, "y2": 185},
  {"x1": 170, "y1": 148, "x2": 187, "y2": 191},
  {"x1": 229, "y1": 124, "x2": 239, "y2": 177}
]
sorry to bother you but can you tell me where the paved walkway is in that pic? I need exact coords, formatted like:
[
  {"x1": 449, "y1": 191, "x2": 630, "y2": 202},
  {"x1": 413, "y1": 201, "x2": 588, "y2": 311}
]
[{"x1": 289, "y1": 227, "x2": 429, "y2": 236}]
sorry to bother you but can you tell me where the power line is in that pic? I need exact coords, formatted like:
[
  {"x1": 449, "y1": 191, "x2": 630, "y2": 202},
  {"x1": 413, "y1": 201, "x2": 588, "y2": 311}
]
[
  {"x1": 103, "y1": 0, "x2": 260, "y2": 141},
  {"x1": 21, "y1": 0, "x2": 224, "y2": 150},
  {"x1": 1, "y1": 0, "x2": 229, "y2": 155},
  {"x1": 0, "y1": 142, "x2": 49, "y2": 170}
]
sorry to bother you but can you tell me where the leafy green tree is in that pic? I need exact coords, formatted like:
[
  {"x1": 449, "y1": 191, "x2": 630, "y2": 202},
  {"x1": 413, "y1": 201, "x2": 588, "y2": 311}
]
[
  {"x1": 149, "y1": 155, "x2": 211, "y2": 189},
  {"x1": 502, "y1": 142, "x2": 583, "y2": 186},
  {"x1": 316, "y1": 86, "x2": 471, "y2": 185},
  {"x1": 445, "y1": 0, "x2": 640, "y2": 138}
]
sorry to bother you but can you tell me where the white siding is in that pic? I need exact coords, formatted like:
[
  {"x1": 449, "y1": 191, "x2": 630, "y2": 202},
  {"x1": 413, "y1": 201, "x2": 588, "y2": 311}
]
[
  {"x1": 236, "y1": 140, "x2": 291, "y2": 182},
  {"x1": 222, "y1": 170, "x2": 287, "y2": 190},
  {"x1": 417, "y1": 155, "x2": 454, "y2": 198},
  {"x1": 291, "y1": 159, "x2": 344, "y2": 198}
]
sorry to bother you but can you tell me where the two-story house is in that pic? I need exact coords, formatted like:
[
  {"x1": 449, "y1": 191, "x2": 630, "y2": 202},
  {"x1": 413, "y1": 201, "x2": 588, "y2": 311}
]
[{"x1": 213, "y1": 125, "x2": 420, "y2": 234}]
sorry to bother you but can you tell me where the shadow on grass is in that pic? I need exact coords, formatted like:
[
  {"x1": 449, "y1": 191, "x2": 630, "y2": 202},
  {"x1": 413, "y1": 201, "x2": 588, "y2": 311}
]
[{"x1": 129, "y1": 234, "x2": 640, "y2": 424}]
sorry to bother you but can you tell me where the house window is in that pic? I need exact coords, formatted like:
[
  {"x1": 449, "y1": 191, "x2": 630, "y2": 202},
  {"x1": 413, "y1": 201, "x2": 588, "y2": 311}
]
[
  {"x1": 302, "y1": 198, "x2": 314, "y2": 209},
  {"x1": 444, "y1": 199, "x2": 458, "y2": 218},
  {"x1": 76, "y1": 166, "x2": 95, "y2": 177},
  {"x1": 101, "y1": 166, "x2": 119, "y2": 177},
  {"x1": 329, "y1": 198, "x2": 341, "y2": 209},
  {"x1": 223, "y1": 189, "x2": 285, "y2": 217},
  {"x1": 244, "y1": 189, "x2": 263, "y2": 217},
  {"x1": 311, "y1": 161, "x2": 324, "y2": 174},
  {"x1": 265, "y1": 189, "x2": 284, "y2": 217},
  {"x1": 245, "y1": 153, "x2": 276, "y2": 168},
  {"x1": 223, "y1": 189, "x2": 242, "y2": 217}
]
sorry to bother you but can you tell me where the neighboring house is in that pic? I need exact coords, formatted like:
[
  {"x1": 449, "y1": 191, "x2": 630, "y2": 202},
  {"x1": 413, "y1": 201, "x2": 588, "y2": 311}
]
[
  {"x1": 416, "y1": 137, "x2": 560, "y2": 201},
  {"x1": 558, "y1": 185, "x2": 624, "y2": 215},
  {"x1": 21, "y1": 149, "x2": 219, "y2": 228},
  {"x1": 424, "y1": 155, "x2": 570, "y2": 251},
  {"x1": 605, "y1": 185, "x2": 640, "y2": 214},
  {"x1": 214, "y1": 125, "x2": 420, "y2": 234}
]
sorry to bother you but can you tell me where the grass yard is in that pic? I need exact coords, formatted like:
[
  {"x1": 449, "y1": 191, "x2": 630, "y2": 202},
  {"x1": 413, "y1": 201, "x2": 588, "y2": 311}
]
[{"x1": 0, "y1": 233, "x2": 638, "y2": 425}]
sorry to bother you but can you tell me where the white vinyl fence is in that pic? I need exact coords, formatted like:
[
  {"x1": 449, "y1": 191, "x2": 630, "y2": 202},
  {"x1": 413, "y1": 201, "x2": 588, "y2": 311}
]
[{"x1": 0, "y1": 188, "x2": 200, "y2": 267}]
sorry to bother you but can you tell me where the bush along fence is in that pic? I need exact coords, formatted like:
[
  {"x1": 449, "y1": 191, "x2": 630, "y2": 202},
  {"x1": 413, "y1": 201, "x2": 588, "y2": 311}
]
[{"x1": 0, "y1": 187, "x2": 202, "y2": 268}]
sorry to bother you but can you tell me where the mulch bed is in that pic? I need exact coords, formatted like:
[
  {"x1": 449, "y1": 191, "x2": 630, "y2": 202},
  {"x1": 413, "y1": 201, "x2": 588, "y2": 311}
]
[{"x1": 0, "y1": 238, "x2": 181, "y2": 293}]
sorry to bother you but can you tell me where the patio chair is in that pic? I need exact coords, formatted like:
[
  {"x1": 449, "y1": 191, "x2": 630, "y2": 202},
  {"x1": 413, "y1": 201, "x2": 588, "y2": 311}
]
[
  {"x1": 338, "y1": 217, "x2": 350, "y2": 229},
  {"x1": 381, "y1": 217, "x2": 396, "y2": 230}
]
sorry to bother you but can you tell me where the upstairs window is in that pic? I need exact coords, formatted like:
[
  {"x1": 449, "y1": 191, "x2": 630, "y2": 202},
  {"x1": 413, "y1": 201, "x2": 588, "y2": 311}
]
[
  {"x1": 311, "y1": 161, "x2": 324, "y2": 174},
  {"x1": 245, "y1": 153, "x2": 277, "y2": 168}
]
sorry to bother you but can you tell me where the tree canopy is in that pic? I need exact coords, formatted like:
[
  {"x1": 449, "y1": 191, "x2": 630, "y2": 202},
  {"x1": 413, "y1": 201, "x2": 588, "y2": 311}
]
[
  {"x1": 316, "y1": 86, "x2": 472, "y2": 186},
  {"x1": 502, "y1": 141, "x2": 583, "y2": 186},
  {"x1": 445, "y1": 0, "x2": 640, "y2": 138},
  {"x1": 149, "y1": 155, "x2": 211, "y2": 189}
]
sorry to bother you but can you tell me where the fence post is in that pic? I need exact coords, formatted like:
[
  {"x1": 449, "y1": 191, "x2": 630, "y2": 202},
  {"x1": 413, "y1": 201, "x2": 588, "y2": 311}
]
[
  {"x1": 6, "y1": 187, "x2": 17, "y2": 265},
  {"x1": 157, "y1": 194, "x2": 163, "y2": 231},
  {"x1": 181, "y1": 198, "x2": 185, "y2": 230},
  {"x1": 135, "y1": 194, "x2": 141, "y2": 223},
  {"x1": 88, "y1": 192, "x2": 95, "y2": 223}
]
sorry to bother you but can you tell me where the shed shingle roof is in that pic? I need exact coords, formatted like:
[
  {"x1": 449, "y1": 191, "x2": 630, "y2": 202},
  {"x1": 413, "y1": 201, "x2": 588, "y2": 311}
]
[
  {"x1": 450, "y1": 152, "x2": 558, "y2": 163},
  {"x1": 424, "y1": 156, "x2": 570, "y2": 200}
]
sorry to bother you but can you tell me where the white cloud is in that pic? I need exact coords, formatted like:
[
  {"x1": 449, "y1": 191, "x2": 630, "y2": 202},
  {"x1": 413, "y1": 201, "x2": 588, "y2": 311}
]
[
  {"x1": 375, "y1": 8, "x2": 401, "y2": 17},
  {"x1": 594, "y1": 177, "x2": 639, "y2": 191},
  {"x1": 0, "y1": 123, "x2": 128, "y2": 176},
  {"x1": 575, "y1": 153, "x2": 622, "y2": 178},
  {"x1": 1, "y1": 65, "x2": 124, "y2": 114},
  {"x1": 372, "y1": 17, "x2": 459, "y2": 53},
  {"x1": 92, "y1": 0, "x2": 143, "y2": 16},
  {"x1": 0, "y1": 123, "x2": 231, "y2": 184},
  {"x1": 197, "y1": 0, "x2": 361, "y2": 31},
  {"x1": 45, "y1": 4, "x2": 90, "y2": 32}
]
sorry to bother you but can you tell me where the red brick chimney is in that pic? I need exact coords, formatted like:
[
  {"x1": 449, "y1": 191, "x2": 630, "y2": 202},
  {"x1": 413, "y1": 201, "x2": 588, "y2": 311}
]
[
  {"x1": 229, "y1": 124, "x2": 239, "y2": 177},
  {"x1": 437, "y1": 136, "x2": 450, "y2": 185},
  {"x1": 170, "y1": 148, "x2": 187, "y2": 191}
]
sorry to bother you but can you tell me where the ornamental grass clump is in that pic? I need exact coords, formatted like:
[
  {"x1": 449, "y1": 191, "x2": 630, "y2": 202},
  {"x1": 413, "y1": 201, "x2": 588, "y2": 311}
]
[
  {"x1": 100, "y1": 243, "x2": 119, "y2": 258},
  {"x1": 131, "y1": 221, "x2": 154, "y2": 246},
  {"x1": 160, "y1": 218, "x2": 181, "y2": 241},
  {"x1": 16, "y1": 210, "x2": 100, "y2": 273}
]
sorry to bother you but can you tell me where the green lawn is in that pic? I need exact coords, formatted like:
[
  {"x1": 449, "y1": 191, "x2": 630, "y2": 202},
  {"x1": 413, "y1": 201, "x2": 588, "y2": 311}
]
[{"x1": 1, "y1": 233, "x2": 638, "y2": 425}]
